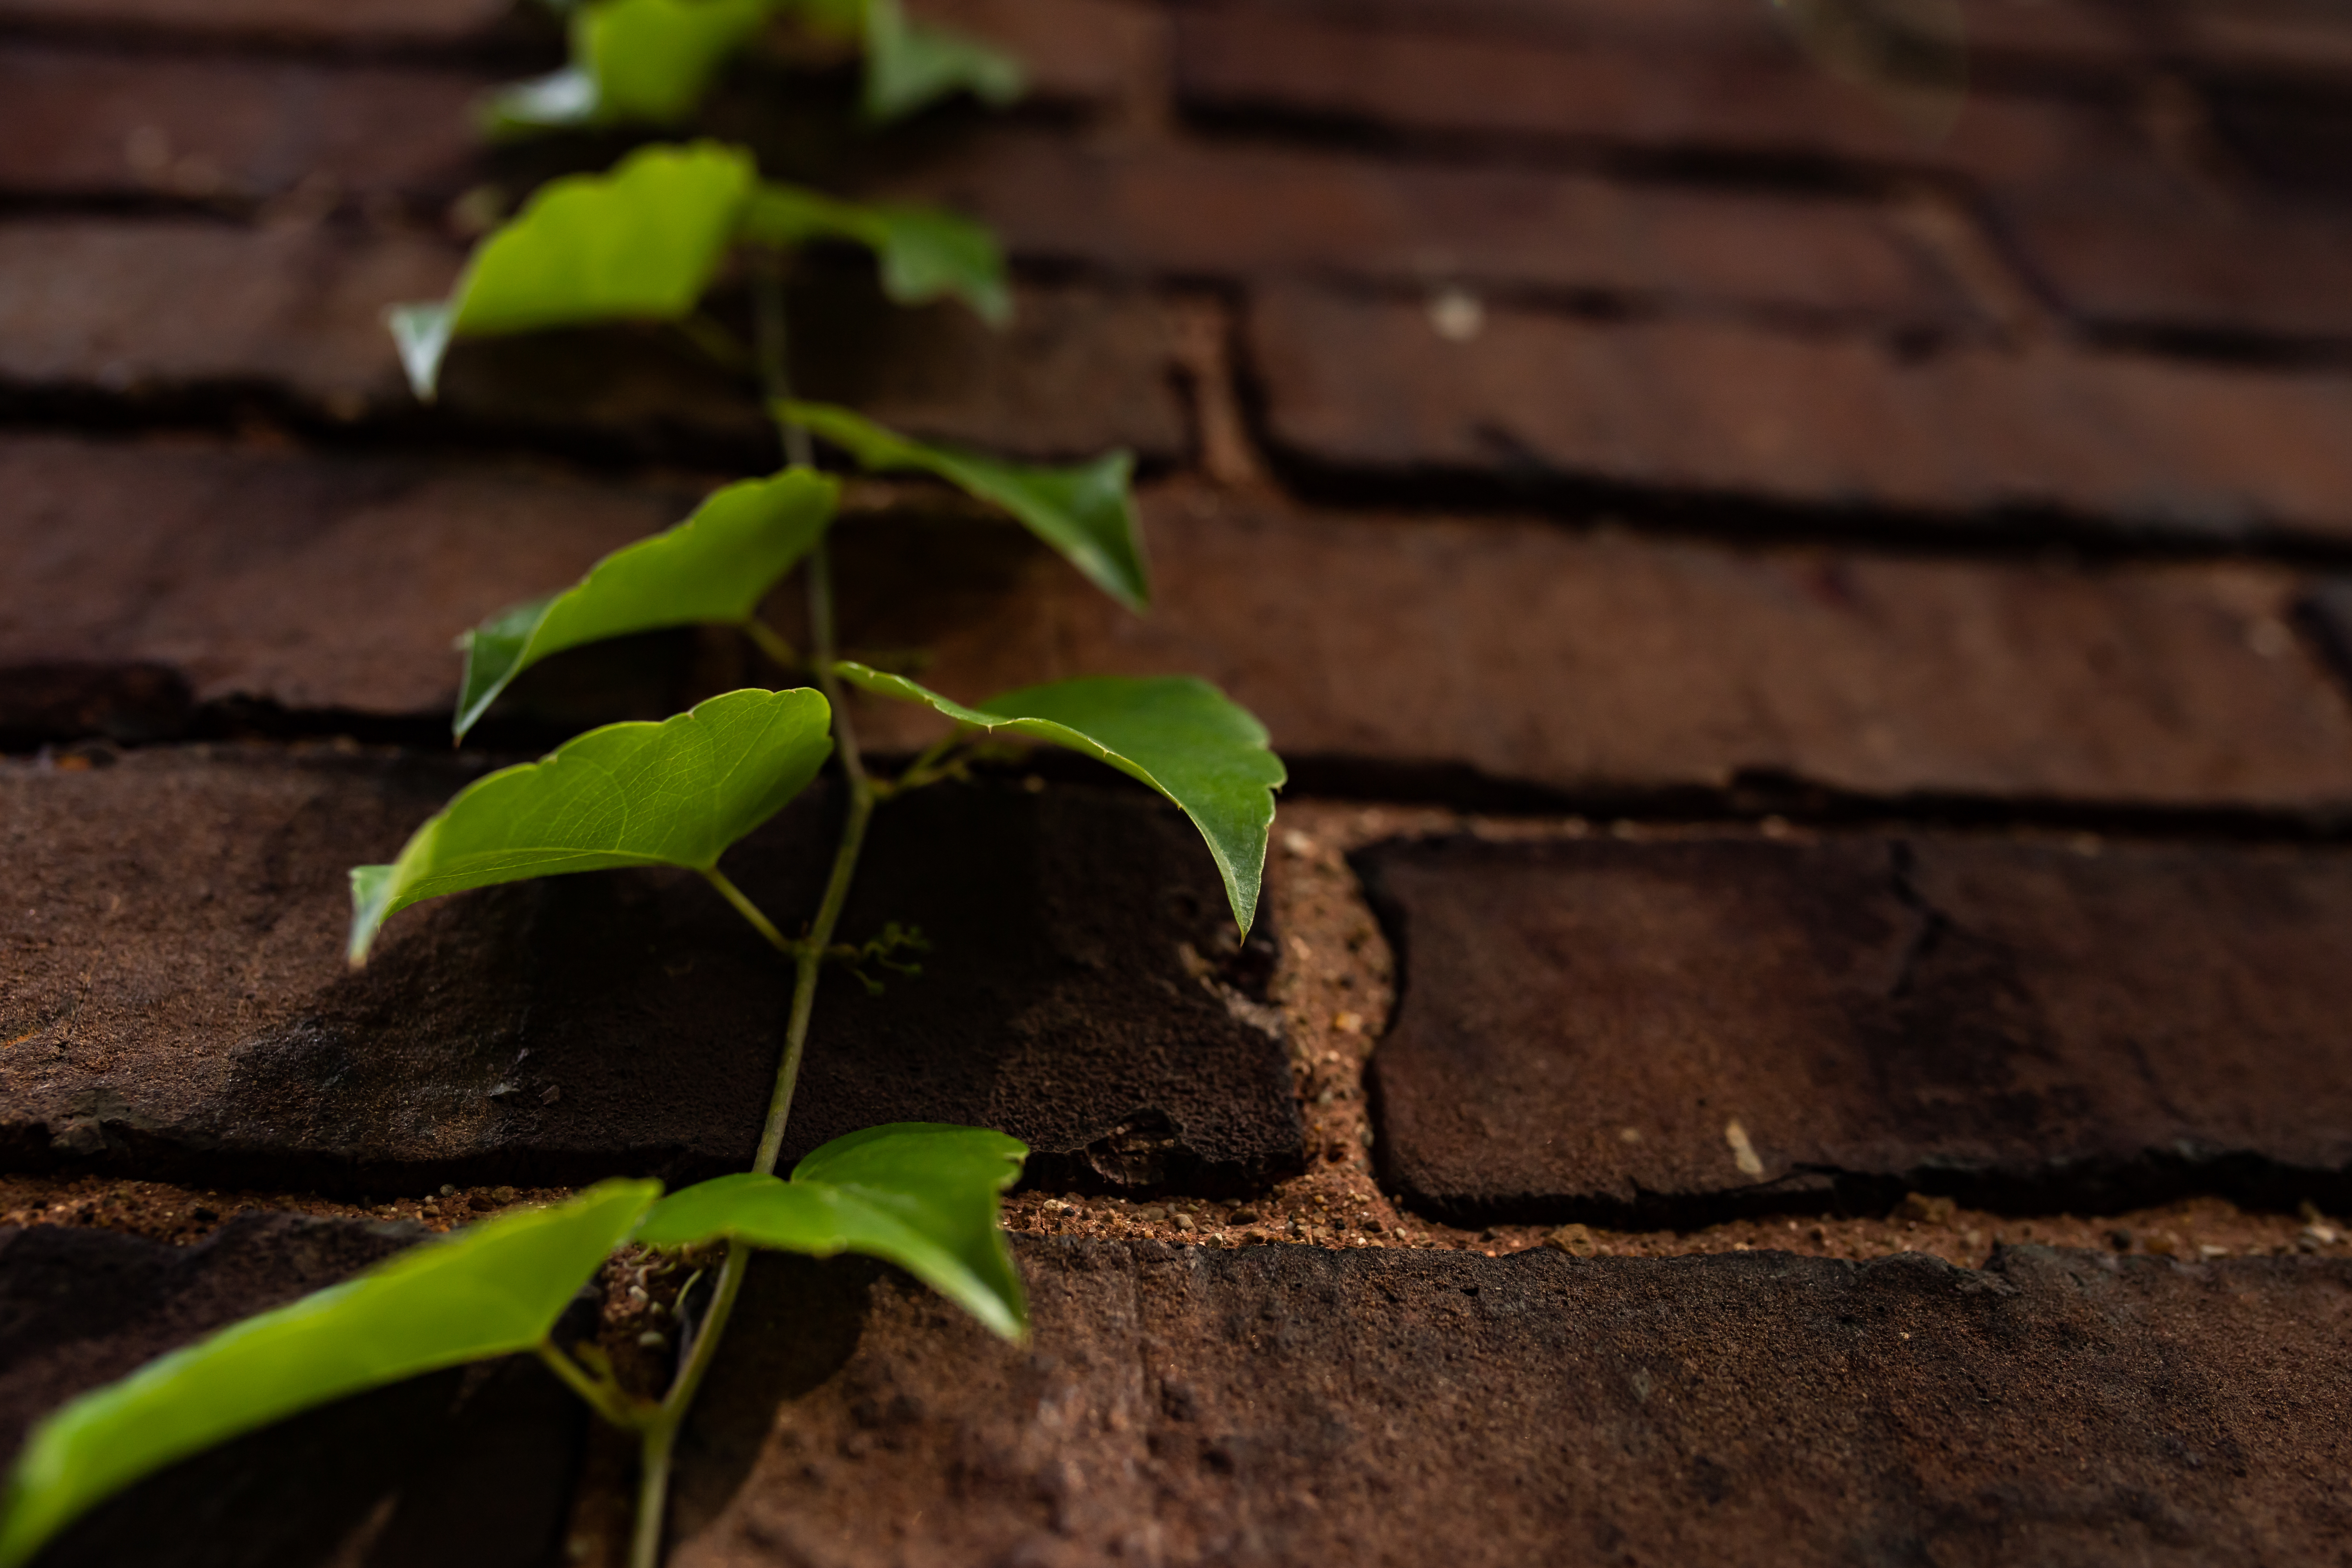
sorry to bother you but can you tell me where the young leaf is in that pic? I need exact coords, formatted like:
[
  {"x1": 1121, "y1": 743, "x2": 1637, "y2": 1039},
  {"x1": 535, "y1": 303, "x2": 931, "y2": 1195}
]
[
  {"x1": 453, "y1": 469, "x2": 836, "y2": 739},
  {"x1": 386, "y1": 141, "x2": 756, "y2": 400},
  {"x1": 0, "y1": 1181, "x2": 658, "y2": 1568},
  {"x1": 781, "y1": 400, "x2": 1145, "y2": 611},
  {"x1": 739, "y1": 183, "x2": 1010, "y2": 325},
  {"x1": 485, "y1": 0, "x2": 773, "y2": 133},
  {"x1": 837, "y1": 666, "x2": 1282, "y2": 933},
  {"x1": 639, "y1": 1123, "x2": 1027, "y2": 1339},
  {"x1": 862, "y1": 0, "x2": 1024, "y2": 121},
  {"x1": 349, "y1": 687, "x2": 832, "y2": 964}
]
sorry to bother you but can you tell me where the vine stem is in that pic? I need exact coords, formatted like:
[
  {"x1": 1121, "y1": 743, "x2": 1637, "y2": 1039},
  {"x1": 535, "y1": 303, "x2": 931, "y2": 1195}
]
[{"x1": 621, "y1": 250, "x2": 876, "y2": 1568}]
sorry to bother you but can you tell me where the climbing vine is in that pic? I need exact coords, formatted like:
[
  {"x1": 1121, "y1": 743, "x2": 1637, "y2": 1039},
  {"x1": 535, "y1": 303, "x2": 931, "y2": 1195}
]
[{"x1": 0, "y1": 3, "x2": 1281, "y2": 1564}]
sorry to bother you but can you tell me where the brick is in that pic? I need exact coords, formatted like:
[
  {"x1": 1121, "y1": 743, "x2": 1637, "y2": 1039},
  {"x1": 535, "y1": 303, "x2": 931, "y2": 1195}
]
[
  {"x1": 910, "y1": 129, "x2": 1968, "y2": 323},
  {"x1": 0, "y1": 434, "x2": 692, "y2": 730},
  {"x1": 906, "y1": 0, "x2": 1166, "y2": 109},
  {"x1": 0, "y1": 221, "x2": 1188, "y2": 459},
  {"x1": 1248, "y1": 283, "x2": 2352, "y2": 538},
  {"x1": 1357, "y1": 833, "x2": 2352, "y2": 1224},
  {"x1": 0, "y1": 0, "x2": 512, "y2": 45},
  {"x1": 0, "y1": 219, "x2": 456, "y2": 415},
  {"x1": 1171, "y1": 5, "x2": 2132, "y2": 179},
  {"x1": 0, "y1": 751, "x2": 1300, "y2": 1194},
  {"x1": 16, "y1": 440, "x2": 2352, "y2": 810},
  {"x1": 0, "y1": 44, "x2": 487, "y2": 203},
  {"x1": 0, "y1": 1213, "x2": 585, "y2": 1568},
  {"x1": 2007, "y1": 196, "x2": 2352, "y2": 344},
  {"x1": 840, "y1": 483, "x2": 2352, "y2": 811},
  {"x1": 666, "y1": 1238, "x2": 2352, "y2": 1567}
]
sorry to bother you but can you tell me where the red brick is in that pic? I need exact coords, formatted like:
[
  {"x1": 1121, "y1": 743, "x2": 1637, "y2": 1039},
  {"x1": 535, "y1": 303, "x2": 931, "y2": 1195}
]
[
  {"x1": 16, "y1": 441, "x2": 2352, "y2": 811},
  {"x1": 1171, "y1": 5, "x2": 2132, "y2": 180},
  {"x1": 906, "y1": 0, "x2": 1166, "y2": 109},
  {"x1": 0, "y1": 44, "x2": 487, "y2": 202},
  {"x1": 0, "y1": 219, "x2": 456, "y2": 414},
  {"x1": 1, "y1": 753, "x2": 1299, "y2": 1193},
  {"x1": 1359, "y1": 832, "x2": 2352, "y2": 1222},
  {"x1": 0, "y1": 219, "x2": 1188, "y2": 456},
  {"x1": 2171, "y1": 0, "x2": 2352, "y2": 76},
  {"x1": 843, "y1": 483, "x2": 2352, "y2": 811},
  {"x1": 2007, "y1": 195, "x2": 2352, "y2": 343},
  {"x1": 0, "y1": 0, "x2": 511, "y2": 44},
  {"x1": 911, "y1": 129, "x2": 1968, "y2": 323},
  {"x1": 0, "y1": 434, "x2": 688, "y2": 721},
  {"x1": 669, "y1": 1239, "x2": 2352, "y2": 1568},
  {"x1": 1248, "y1": 283, "x2": 2352, "y2": 539}
]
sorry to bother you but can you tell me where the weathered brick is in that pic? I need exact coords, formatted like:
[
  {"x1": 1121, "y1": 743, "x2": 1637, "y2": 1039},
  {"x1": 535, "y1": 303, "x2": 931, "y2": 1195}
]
[
  {"x1": 0, "y1": 1214, "x2": 585, "y2": 1568},
  {"x1": 0, "y1": 44, "x2": 487, "y2": 202},
  {"x1": 1248, "y1": 283, "x2": 2352, "y2": 538},
  {"x1": 0, "y1": 221, "x2": 1188, "y2": 458},
  {"x1": 910, "y1": 128, "x2": 1968, "y2": 323},
  {"x1": 0, "y1": 433, "x2": 691, "y2": 730},
  {"x1": 13, "y1": 441, "x2": 2352, "y2": 811},
  {"x1": 1358, "y1": 832, "x2": 2352, "y2": 1224},
  {"x1": 2007, "y1": 194, "x2": 2352, "y2": 344},
  {"x1": 842, "y1": 482, "x2": 2352, "y2": 810},
  {"x1": 0, "y1": 751, "x2": 1299, "y2": 1194},
  {"x1": 0, "y1": 0, "x2": 512, "y2": 45},
  {"x1": 1171, "y1": 5, "x2": 2133, "y2": 179},
  {"x1": 0, "y1": 219, "x2": 455, "y2": 415},
  {"x1": 907, "y1": 0, "x2": 1165, "y2": 109},
  {"x1": 666, "y1": 1238, "x2": 2352, "y2": 1568}
]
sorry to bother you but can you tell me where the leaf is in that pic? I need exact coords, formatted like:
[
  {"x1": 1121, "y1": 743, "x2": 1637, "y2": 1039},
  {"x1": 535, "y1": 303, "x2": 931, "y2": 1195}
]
[
  {"x1": 862, "y1": 0, "x2": 1024, "y2": 121},
  {"x1": 739, "y1": 184, "x2": 1010, "y2": 325},
  {"x1": 639, "y1": 1124, "x2": 1027, "y2": 1339},
  {"x1": 386, "y1": 141, "x2": 756, "y2": 400},
  {"x1": 349, "y1": 687, "x2": 832, "y2": 964},
  {"x1": 453, "y1": 469, "x2": 836, "y2": 739},
  {"x1": 0, "y1": 1181, "x2": 658, "y2": 1568},
  {"x1": 485, "y1": 0, "x2": 773, "y2": 133},
  {"x1": 837, "y1": 666, "x2": 1282, "y2": 933},
  {"x1": 781, "y1": 401, "x2": 1145, "y2": 611}
]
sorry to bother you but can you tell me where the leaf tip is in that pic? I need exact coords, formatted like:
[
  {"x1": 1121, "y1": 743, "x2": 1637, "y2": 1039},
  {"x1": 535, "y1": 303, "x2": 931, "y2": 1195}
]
[{"x1": 384, "y1": 302, "x2": 455, "y2": 403}]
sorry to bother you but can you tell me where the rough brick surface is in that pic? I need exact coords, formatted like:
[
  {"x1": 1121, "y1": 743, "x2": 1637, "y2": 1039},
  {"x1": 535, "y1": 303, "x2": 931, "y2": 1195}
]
[
  {"x1": 1171, "y1": 6, "x2": 2131, "y2": 177},
  {"x1": 0, "y1": 752, "x2": 1299, "y2": 1194},
  {"x1": 840, "y1": 482, "x2": 2352, "y2": 811},
  {"x1": 1358, "y1": 833, "x2": 2352, "y2": 1225},
  {"x1": 0, "y1": 434, "x2": 692, "y2": 729},
  {"x1": 23, "y1": 441, "x2": 2352, "y2": 811},
  {"x1": 1249, "y1": 283, "x2": 2352, "y2": 537},
  {"x1": 0, "y1": 1212, "x2": 583, "y2": 1568},
  {"x1": 0, "y1": 0, "x2": 512, "y2": 43},
  {"x1": 911, "y1": 129, "x2": 1966, "y2": 323},
  {"x1": 0, "y1": 223, "x2": 1186, "y2": 459},
  {"x1": 0, "y1": 219, "x2": 455, "y2": 413},
  {"x1": 0, "y1": 46, "x2": 487, "y2": 202},
  {"x1": 665, "y1": 1237, "x2": 2352, "y2": 1568}
]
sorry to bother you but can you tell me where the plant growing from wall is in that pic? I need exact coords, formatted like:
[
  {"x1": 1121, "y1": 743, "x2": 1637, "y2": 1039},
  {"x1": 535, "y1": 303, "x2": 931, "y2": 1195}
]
[{"x1": 0, "y1": 5, "x2": 1282, "y2": 1565}]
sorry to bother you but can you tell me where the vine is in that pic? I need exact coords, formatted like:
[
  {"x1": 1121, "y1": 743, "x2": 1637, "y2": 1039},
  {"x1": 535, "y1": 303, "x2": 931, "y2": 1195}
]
[{"x1": 0, "y1": 4, "x2": 1281, "y2": 1564}]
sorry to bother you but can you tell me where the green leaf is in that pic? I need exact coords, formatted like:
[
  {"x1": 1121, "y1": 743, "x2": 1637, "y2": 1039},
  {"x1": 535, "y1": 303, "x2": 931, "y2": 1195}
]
[
  {"x1": 0, "y1": 1181, "x2": 657, "y2": 1568},
  {"x1": 781, "y1": 401, "x2": 1145, "y2": 611},
  {"x1": 863, "y1": 0, "x2": 1023, "y2": 121},
  {"x1": 486, "y1": 0, "x2": 773, "y2": 133},
  {"x1": 639, "y1": 1124, "x2": 1027, "y2": 1339},
  {"x1": 739, "y1": 184, "x2": 1010, "y2": 325},
  {"x1": 837, "y1": 666, "x2": 1282, "y2": 933},
  {"x1": 453, "y1": 469, "x2": 836, "y2": 739},
  {"x1": 349, "y1": 687, "x2": 832, "y2": 964},
  {"x1": 386, "y1": 141, "x2": 756, "y2": 400}
]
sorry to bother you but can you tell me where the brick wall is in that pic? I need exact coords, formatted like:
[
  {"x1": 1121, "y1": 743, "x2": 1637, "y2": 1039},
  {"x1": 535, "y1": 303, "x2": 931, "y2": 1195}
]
[{"x1": 4, "y1": 1, "x2": 2351, "y2": 1564}]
